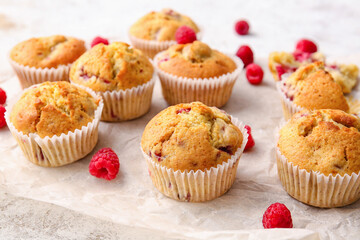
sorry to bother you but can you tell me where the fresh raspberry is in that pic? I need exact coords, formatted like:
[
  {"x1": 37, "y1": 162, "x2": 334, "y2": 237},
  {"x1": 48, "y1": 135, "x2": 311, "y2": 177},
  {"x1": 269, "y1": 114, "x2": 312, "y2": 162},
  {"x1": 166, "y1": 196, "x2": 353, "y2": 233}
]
[
  {"x1": 0, "y1": 88, "x2": 6, "y2": 104},
  {"x1": 89, "y1": 148, "x2": 119, "y2": 180},
  {"x1": 262, "y1": 203, "x2": 293, "y2": 229},
  {"x1": 236, "y1": 45, "x2": 253, "y2": 67},
  {"x1": 0, "y1": 105, "x2": 6, "y2": 128},
  {"x1": 175, "y1": 26, "x2": 197, "y2": 44},
  {"x1": 295, "y1": 39, "x2": 317, "y2": 53},
  {"x1": 235, "y1": 20, "x2": 250, "y2": 35},
  {"x1": 244, "y1": 125, "x2": 255, "y2": 151},
  {"x1": 246, "y1": 63, "x2": 263, "y2": 85},
  {"x1": 91, "y1": 36, "x2": 109, "y2": 48}
]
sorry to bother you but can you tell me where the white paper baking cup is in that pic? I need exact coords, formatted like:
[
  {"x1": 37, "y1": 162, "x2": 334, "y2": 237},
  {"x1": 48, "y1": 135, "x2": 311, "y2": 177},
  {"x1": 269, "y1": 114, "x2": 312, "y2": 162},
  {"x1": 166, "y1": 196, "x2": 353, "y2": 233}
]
[
  {"x1": 129, "y1": 31, "x2": 203, "y2": 59},
  {"x1": 97, "y1": 72, "x2": 156, "y2": 121},
  {"x1": 154, "y1": 53, "x2": 243, "y2": 108},
  {"x1": 276, "y1": 81, "x2": 305, "y2": 120},
  {"x1": 276, "y1": 122, "x2": 360, "y2": 208},
  {"x1": 5, "y1": 83, "x2": 104, "y2": 167},
  {"x1": 141, "y1": 116, "x2": 248, "y2": 202},
  {"x1": 9, "y1": 58, "x2": 71, "y2": 89}
]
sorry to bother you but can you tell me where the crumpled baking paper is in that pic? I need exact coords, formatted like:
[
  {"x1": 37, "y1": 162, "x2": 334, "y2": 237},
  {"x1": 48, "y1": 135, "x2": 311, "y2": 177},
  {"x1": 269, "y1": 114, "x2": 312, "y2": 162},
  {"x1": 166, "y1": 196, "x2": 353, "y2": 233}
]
[{"x1": 0, "y1": 58, "x2": 359, "y2": 240}]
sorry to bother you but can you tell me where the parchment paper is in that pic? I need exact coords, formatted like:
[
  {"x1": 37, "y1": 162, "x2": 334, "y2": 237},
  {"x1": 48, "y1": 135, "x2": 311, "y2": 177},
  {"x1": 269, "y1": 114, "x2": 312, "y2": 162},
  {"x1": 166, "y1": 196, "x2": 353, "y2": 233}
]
[{"x1": 1, "y1": 56, "x2": 359, "y2": 240}]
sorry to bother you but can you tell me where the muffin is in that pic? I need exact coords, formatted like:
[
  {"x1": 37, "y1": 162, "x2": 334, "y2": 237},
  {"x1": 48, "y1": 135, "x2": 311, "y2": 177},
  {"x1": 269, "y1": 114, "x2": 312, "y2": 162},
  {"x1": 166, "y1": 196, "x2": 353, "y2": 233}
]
[
  {"x1": 5, "y1": 81, "x2": 103, "y2": 167},
  {"x1": 70, "y1": 42, "x2": 156, "y2": 121},
  {"x1": 9, "y1": 35, "x2": 86, "y2": 88},
  {"x1": 277, "y1": 61, "x2": 350, "y2": 119},
  {"x1": 154, "y1": 41, "x2": 243, "y2": 107},
  {"x1": 277, "y1": 109, "x2": 360, "y2": 207},
  {"x1": 129, "y1": 8, "x2": 200, "y2": 58},
  {"x1": 141, "y1": 102, "x2": 248, "y2": 202},
  {"x1": 268, "y1": 51, "x2": 359, "y2": 93}
]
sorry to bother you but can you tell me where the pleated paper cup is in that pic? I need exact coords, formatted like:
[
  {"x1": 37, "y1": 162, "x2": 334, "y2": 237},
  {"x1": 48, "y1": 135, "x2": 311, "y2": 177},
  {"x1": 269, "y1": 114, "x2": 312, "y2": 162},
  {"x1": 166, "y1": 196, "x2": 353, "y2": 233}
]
[
  {"x1": 276, "y1": 81, "x2": 304, "y2": 120},
  {"x1": 9, "y1": 58, "x2": 71, "y2": 89},
  {"x1": 75, "y1": 73, "x2": 156, "y2": 122},
  {"x1": 129, "y1": 35, "x2": 176, "y2": 59},
  {"x1": 154, "y1": 53, "x2": 243, "y2": 108},
  {"x1": 5, "y1": 84, "x2": 104, "y2": 167},
  {"x1": 129, "y1": 31, "x2": 203, "y2": 59},
  {"x1": 141, "y1": 117, "x2": 248, "y2": 202},
  {"x1": 276, "y1": 123, "x2": 360, "y2": 208}
]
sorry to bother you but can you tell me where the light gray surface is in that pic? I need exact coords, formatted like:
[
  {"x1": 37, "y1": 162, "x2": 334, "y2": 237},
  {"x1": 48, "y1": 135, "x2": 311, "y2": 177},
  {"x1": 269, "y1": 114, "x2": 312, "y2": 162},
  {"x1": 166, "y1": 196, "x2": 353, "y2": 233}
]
[{"x1": 0, "y1": 188, "x2": 177, "y2": 240}]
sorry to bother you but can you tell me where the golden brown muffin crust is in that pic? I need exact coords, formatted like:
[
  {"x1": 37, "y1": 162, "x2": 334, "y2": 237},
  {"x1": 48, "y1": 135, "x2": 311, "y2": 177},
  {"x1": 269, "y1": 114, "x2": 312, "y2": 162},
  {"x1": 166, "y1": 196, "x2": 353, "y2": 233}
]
[
  {"x1": 278, "y1": 109, "x2": 360, "y2": 176},
  {"x1": 283, "y1": 62, "x2": 349, "y2": 112},
  {"x1": 129, "y1": 9, "x2": 199, "y2": 41},
  {"x1": 268, "y1": 51, "x2": 358, "y2": 93},
  {"x1": 70, "y1": 42, "x2": 154, "y2": 92},
  {"x1": 10, "y1": 81, "x2": 98, "y2": 138},
  {"x1": 10, "y1": 35, "x2": 86, "y2": 68},
  {"x1": 141, "y1": 102, "x2": 243, "y2": 172},
  {"x1": 157, "y1": 41, "x2": 237, "y2": 78}
]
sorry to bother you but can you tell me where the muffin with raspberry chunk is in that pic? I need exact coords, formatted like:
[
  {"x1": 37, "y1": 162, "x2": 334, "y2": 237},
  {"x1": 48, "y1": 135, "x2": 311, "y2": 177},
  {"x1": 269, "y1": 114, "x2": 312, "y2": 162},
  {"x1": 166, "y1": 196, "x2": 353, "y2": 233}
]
[
  {"x1": 129, "y1": 8, "x2": 200, "y2": 58},
  {"x1": 277, "y1": 109, "x2": 360, "y2": 207},
  {"x1": 154, "y1": 41, "x2": 243, "y2": 107},
  {"x1": 9, "y1": 35, "x2": 86, "y2": 88},
  {"x1": 70, "y1": 42, "x2": 155, "y2": 121},
  {"x1": 6, "y1": 81, "x2": 103, "y2": 167},
  {"x1": 268, "y1": 51, "x2": 358, "y2": 93},
  {"x1": 141, "y1": 101, "x2": 248, "y2": 202},
  {"x1": 277, "y1": 61, "x2": 350, "y2": 119}
]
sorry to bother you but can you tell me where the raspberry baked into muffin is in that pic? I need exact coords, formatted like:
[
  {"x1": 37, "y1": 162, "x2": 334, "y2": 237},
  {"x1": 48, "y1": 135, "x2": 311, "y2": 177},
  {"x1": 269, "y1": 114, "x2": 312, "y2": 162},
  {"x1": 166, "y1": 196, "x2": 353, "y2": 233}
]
[
  {"x1": 129, "y1": 8, "x2": 200, "y2": 58},
  {"x1": 9, "y1": 35, "x2": 86, "y2": 88},
  {"x1": 70, "y1": 42, "x2": 155, "y2": 121},
  {"x1": 154, "y1": 41, "x2": 243, "y2": 107},
  {"x1": 268, "y1": 51, "x2": 359, "y2": 93},
  {"x1": 6, "y1": 81, "x2": 103, "y2": 167},
  {"x1": 277, "y1": 62, "x2": 349, "y2": 119},
  {"x1": 277, "y1": 109, "x2": 360, "y2": 207},
  {"x1": 141, "y1": 102, "x2": 248, "y2": 202}
]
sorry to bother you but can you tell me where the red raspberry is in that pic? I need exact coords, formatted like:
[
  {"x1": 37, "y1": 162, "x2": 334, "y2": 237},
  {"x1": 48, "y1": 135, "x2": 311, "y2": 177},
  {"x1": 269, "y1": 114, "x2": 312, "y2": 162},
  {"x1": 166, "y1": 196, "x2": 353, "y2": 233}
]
[
  {"x1": 236, "y1": 45, "x2": 253, "y2": 67},
  {"x1": 91, "y1": 36, "x2": 109, "y2": 48},
  {"x1": 246, "y1": 63, "x2": 263, "y2": 85},
  {"x1": 295, "y1": 39, "x2": 317, "y2": 53},
  {"x1": 235, "y1": 20, "x2": 250, "y2": 35},
  {"x1": 244, "y1": 125, "x2": 255, "y2": 151},
  {"x1": 89, "y1": 148, "x2": 119, "y2": 180},
  {"x1": 0, "y1": 88, "x2": 6, "y2": 104},
  {"x1": 0, "y1": 105, "x2": 6, "y2": 128},
  {"x1": 175, "y1": 26, "x2": 197, "y2": 44},
  {"x1": 262, "y1": 203, "x2": 293, "y2": 229}
]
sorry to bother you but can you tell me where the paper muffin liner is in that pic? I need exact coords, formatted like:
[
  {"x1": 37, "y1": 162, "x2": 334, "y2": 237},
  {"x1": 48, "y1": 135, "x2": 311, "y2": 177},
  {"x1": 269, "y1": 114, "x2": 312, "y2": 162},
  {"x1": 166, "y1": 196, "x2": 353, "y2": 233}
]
[
  {"x1": 276, "y1": 81, "x2": 304, "y2": 120},
  {"x1": 129, "y1": 31, "x2": 203, "y2": 59},
  {"x1": 5, "y1": 83, "x2": 104, "y2": 167},
  {"x1": 8, "y1": 58, "x2": 71, "y2": 89},
  {"x1": 275, "y1": 122, "x2": 360, "y2": 208},
  {"x1": 98, "y1": 73, "x2": 157, "y2": 121},
  {"x1": 141, "y1": 116, "x2": 248, "y2": 202},
  {"x1": 154, "y1": 53, "x2": 243, "y2": 108}
]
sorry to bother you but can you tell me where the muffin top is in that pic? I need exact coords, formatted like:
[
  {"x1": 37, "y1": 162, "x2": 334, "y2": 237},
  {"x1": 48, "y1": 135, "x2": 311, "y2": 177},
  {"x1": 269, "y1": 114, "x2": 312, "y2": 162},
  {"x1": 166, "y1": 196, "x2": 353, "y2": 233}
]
[
  {"x1": 141, "y1": 102, "x2": 243, "y2": 172},
  {"x1": 129, "y1": 9, "x2": 199, "y2": 41},
  {"x1": 70, "y1": 42, "x2": 154, "y2": 92},
  {"x1": 281, "y1": 62, "x2": 349, "y2": 112},
  {"x1": 10, "y1": 81, "x2": 99, "y2": 138},
  {"x1": 10, "y1": 35, "x2": 86, "y2": 68},
  {"x1": 156, "y1": 41, "x2": 237, "y2": 78},
  {"x1": 278, "y1": 109, "x2": 360, "y2": 176}
]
